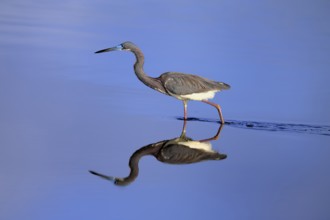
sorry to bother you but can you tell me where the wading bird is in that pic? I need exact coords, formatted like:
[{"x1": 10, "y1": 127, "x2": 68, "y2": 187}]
[
  {"x1": 89, "y1": 121, "x2": 226, "y2": 186},
  {"x1": 95, "y1": 41, "x2": 230, "y2": 123}
]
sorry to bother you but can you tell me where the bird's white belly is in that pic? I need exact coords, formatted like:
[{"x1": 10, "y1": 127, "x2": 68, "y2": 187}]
[
  {"x1": 180, "y1": 90, "x2": 217, "y2": 101},
  {"x1": 178, "y1": 141, "x2": 214, "y2": 152}
]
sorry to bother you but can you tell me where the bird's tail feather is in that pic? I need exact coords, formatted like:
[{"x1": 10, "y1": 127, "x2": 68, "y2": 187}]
[{"x1": 218, "y1": 82, "x2": 231, "y2": 90}]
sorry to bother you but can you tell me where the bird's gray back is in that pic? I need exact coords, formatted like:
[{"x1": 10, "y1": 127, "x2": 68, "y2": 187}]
[
  {"x1": 157, "y1": 143, "x2": 225, "y2": 164},
  {"x1": 160, "y1": 72, "x2": 230, "y2": 96}
]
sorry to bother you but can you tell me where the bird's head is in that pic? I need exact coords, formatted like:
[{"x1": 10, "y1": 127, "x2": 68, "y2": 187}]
[{"x1": 95, "y1": 41, "x2": 137, "y2": 54}]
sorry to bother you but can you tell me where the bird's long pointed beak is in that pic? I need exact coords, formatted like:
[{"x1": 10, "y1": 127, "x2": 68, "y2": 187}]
[
  {"x1": 89, "y1": 170, "x2": 126, "y2": 186},
  {"x1": 95, "y1": 45, "x2": 123, "y2": 54},
  {"x1": 89, "y1": 170, "x2": 116, "y2": 182}
]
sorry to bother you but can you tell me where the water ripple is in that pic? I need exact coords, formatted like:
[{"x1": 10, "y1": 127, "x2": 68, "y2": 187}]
[{"x1": 176, "y1": 117, "x2": 330, "y2": 136}]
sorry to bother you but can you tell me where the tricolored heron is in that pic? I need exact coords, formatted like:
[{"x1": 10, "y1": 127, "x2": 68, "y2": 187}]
[
  {"x1": 89, "y1": 122, "x2": 226, "y2": 186},
  {"x1": 95, "y1": 41, "x2": 230, "y2": 123}
]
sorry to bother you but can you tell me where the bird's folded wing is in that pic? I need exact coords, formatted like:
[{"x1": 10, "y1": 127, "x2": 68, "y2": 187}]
[{"x1": 161, "y1": 72, "x2": 221, "y2": 95}]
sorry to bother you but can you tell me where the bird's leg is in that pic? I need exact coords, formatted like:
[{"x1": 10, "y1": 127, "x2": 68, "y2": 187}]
[
  {"x1": 179, "y1": 117, "x2": 188, "y2": 139},
  {"x1": 199, "y1": 123, "x2": 224, "y2": 142},
  {"x1": 202, "y1": 100, "x2": 225, "y2": 124},
  {"x1": 183, "y1": 100, "x2": 188, "y2": 120}
]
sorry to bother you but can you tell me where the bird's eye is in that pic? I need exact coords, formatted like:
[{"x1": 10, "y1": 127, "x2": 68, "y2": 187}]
[{"x1": 120, "y1": 44, "x2": 128, "y2": 50}]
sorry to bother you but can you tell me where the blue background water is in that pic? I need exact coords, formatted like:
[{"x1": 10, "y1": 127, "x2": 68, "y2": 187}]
[{"x1": 1, "y1": 0, "x2": 330, "y2": 219}]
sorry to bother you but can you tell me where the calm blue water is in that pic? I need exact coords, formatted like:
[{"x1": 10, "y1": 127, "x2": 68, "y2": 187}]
[{"x1": 1, "y1": 1, "x2": 330, "y2": 220}]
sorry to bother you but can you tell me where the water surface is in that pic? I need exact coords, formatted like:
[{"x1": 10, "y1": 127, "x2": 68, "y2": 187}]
[{"x1": 1, "y1": 1, "x2": 330, "y2": 220}]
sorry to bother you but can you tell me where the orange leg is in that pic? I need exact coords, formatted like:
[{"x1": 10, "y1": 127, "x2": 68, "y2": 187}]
[
  {"x1": 183, "y1": 100, "x2": 188, "y2": 120},
  {"x1": 202, "y1": 100, "x2": 225, "y2": 124},
  {"x1": 180, "y1": 116, "x2": 188, "y2": 138},
  {"x1": 200, "y1": 123, "x2": 224, "y2": 142}
]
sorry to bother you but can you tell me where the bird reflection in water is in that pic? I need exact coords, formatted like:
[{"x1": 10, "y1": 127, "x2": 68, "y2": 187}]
[{"x1": 90, "y1": 121, "x2": 226, "y2": 186}]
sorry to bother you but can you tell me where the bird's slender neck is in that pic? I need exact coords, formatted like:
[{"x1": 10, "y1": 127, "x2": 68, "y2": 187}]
[
  {"x1": 130, "y1": 47, "x2": 166, "y2": 94},
  {"x1": 116, "y1": 143, "x2": 162, "y2": 186}
]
